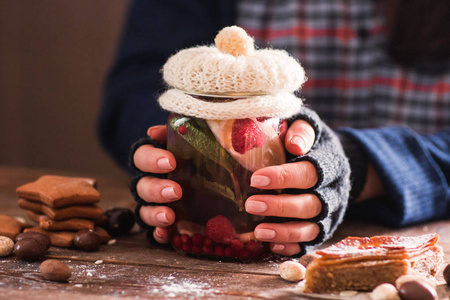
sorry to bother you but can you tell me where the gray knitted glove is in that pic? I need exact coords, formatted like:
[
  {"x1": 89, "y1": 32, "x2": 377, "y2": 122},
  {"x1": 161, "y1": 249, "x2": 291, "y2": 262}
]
[{"x1": 287, "y1": 107, "x2": 351, "y2": 255}]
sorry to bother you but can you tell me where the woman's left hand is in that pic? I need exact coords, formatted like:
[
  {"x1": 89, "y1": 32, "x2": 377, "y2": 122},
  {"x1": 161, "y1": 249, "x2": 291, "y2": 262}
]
[{"x1": 245, "y1": 119, "x2": 322, "y2": 256}]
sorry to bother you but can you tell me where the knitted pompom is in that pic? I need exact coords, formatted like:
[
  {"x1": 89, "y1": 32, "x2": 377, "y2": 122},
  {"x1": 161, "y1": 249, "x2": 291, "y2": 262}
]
[{"x1": 214, "y1": 26, "x2": 254, "y2": 57}]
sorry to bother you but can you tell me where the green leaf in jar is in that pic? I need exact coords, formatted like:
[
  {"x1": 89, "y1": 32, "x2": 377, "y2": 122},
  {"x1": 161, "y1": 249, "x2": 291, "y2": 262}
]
[
  {"x1": 192, "y1": 174, "x2": 235, "y2": 203},
  {"x1": 169, "y1": 117, "x2": 235, "y2": 173},
  {"x1": 169, "y1": 116, "x2": 244, "y2": 210}
]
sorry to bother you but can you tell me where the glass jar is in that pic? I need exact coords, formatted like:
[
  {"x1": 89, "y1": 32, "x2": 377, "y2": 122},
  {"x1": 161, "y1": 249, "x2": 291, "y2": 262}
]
[{"x1": 166, "y1": 112, "x2": 287, "y2": 261}]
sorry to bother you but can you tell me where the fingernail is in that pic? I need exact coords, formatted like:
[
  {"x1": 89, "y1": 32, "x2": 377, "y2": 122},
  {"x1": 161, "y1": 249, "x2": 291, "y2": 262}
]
[
  {"x1": 290, "y1": 135, "x2": 306, "y2": 152},
  {"x1": 147, "y1": 125, "x2": 165, "y2": 137},
  {"x1": 251, "y1": 175, "x2": 271, "y2": 187},
  {"x1": 157, "y1": 158, "x2": 173, "y2": 171},
  {"x1": 272, "y1": 244, "x2": 286, "y2": 251},
  {"x1": 161, "y1": 187, "x2": 178, "y2": 201},
  {"x1": 156, "y1": 212, "x2": 169, "y2": 224},
  {"x1": 255, "y1": 228, "x2": 276, "y2": 240},
  {"x1": 154, "y1": 228, "x2": 163, "y2": 239},
  {"x1": 245, "y1": 200, "x2": 268, "y2": 213}
]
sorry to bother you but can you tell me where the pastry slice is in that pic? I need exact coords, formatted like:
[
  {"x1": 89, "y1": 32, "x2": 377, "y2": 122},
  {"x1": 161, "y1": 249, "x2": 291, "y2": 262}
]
[{"x1": 304, "y1": 233, "x2": 444, "y2": 293}]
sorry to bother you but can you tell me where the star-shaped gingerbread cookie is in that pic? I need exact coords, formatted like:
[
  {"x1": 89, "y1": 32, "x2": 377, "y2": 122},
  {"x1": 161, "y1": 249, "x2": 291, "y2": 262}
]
[{"x1": 16, "y1": 175, "x2": 100, "y2": 208}]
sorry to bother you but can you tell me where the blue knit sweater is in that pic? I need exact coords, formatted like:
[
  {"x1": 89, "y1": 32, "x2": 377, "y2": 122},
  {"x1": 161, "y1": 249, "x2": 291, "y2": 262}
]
[{"x1": 98, "y1": 0, "x2": 450, "y2": 231}]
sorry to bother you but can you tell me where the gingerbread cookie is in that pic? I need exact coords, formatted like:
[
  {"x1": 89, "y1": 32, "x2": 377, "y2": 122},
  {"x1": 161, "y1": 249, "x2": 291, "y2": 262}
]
[
  {"x1": 18, "y1": 198, "x2": 104, "y2": 221},
  {"x1": 0, "y1": 214, "x2": 30, "y2": 240},
  {"x1": 27, "y1": 211, "x2": 95, "y2": 231},
  {"x1": 16, "y1": 175, "x2": 100, "y2": 208}
]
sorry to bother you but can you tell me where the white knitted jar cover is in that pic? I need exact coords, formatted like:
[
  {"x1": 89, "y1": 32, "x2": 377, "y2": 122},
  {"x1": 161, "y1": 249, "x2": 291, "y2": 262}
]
[
  {"x1": 158, "y1": 89, "x2": 302, "y2": 120},
  {"x1": 163, "y1": 46, "x2": 307, "y2": 95}
]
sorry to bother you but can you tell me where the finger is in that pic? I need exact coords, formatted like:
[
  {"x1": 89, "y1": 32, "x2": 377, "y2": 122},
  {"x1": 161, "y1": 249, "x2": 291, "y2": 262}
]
[
  {"x1": 245, "y1": 193, "x2": 322, "y2": 219},
  {"x1": 285, "y1": 119, "x2": 315, "y2": 156},
  {"x1": 250, "y1": 161, "x2": 318, "y2": 189},
  {"x1": 139, "y1": 205, "x2": 175, "y2": 227},
  {"x1": 147, "y1": 125, "x2": 167, "y2": 144},
  {"x1": 153, "y1": 227, "x2": 170, "y2": 244},
  {"x1": 133, "y1": 144, "x2": 176, "y2": 173},
  {"x1": 270, "y1": 243, "x2": 301, "y2": 256},
  {"x1": 136, "y1": 176, "x2": 182, "y2": 204},
  {"x1": 254, "y1": 221, "x2": 320, "y2": 244}
]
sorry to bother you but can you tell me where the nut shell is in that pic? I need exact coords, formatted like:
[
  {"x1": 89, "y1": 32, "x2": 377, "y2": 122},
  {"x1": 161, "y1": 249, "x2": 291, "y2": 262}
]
[
  {"x1": 0, "y1": 236, "x2": 14, "y2": 257},
  {"x1": 40, "y1": 259, "x2": 72, "y2": 282},
  {"x1": 279, "y1": 261, "x2": 306, "y2": 282}
]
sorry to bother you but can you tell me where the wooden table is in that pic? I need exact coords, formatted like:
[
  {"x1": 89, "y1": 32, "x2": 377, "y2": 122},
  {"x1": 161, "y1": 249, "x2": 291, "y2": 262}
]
[{"x1": 1, "y1": 166, "x2": 449, "y2": 299}]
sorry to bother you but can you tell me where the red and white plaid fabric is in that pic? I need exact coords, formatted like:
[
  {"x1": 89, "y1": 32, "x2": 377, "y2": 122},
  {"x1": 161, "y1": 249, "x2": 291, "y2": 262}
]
[{"x1": 236, "y1": 0, "x2": 450, "y2": 133}]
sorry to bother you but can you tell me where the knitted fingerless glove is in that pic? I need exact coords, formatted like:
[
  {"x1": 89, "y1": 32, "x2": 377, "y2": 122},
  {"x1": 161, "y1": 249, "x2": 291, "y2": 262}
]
[
  {"x1": 287, "y1": 107, "x2": 351, "y2": 255},
  {"x1": 129, "y1": 137, "x2": 167, "y2": 240}
]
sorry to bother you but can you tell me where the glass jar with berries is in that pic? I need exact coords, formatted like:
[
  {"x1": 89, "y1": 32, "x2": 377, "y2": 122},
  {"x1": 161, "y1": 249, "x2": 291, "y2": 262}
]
[{"x1": 157, "y1": 26, "x2": 306, "y2": 261}]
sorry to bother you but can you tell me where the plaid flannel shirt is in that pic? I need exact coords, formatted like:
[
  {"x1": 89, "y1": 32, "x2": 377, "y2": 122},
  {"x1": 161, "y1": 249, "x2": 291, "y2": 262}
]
[{"x1": 236, "y1": 0, "x2": 450, "y2": 133}]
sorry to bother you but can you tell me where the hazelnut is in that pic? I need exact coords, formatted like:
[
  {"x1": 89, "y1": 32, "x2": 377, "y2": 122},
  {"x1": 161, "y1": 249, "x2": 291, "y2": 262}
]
[
  {"x1": 0, "y1": 236, "x2": 14, "y2": 257},
  {"x1": 40, "y1": 259, "x2": 72, "y2": 282},
  {"x1": 279, "y1": 261, "x2": 306, "y2": 282},
  {"x1": 370, "y1": 283, "x2": 400, "y2": 300}
]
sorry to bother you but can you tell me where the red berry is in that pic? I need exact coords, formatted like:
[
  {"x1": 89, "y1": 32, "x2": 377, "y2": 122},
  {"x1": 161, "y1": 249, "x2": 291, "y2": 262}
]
[
  {"x1": 224, "y1": 247, "x2": 234, "y2": 257},
  {"x1": 214, "y1": 245, "x2": 225, "y2": 256},
  {"x1": 181, "y1": 234, "x2": 191, "y2": 245},
  {"x1": 231, "y1": 239, "x2": 244, "y2": 251},
  {"x1": 181, "y1": 243, "x2": 192, "y2": 253},
  {"x1": 172, "y1": 235, "x2": 182, "y2": 248},
  {"x1": 203, "y1": 237, "x2": 213, "y2": 247},
  {"x1": 205, "y1": 215, "x2": 237, "y2": 245},
  {"x1": 246, "y1": 240, "x2": 262, "y2": 254},
  {"x1": 237, "y1": 248, "x2": 250, "y2": 259},
  {"x1": 191, "y1": 233, "x2": 203, "y2": 246},
  {"x1": 178, "y1": 125, "x2": 187, "y2": 135},
  {"x1": 231, "y1": 118, "x2": 266, "y2": 154},
  {"x1": 202, "y1": 246, "x2": 213, "y2": 256},
  {"x1": 192, "y1": 245, "x2": 202, "y2": 254}
]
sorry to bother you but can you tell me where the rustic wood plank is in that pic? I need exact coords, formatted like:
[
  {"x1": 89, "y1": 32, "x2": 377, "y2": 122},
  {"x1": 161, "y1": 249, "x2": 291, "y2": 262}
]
[
  {"x1": 0, "y1": 255, "x2": 294, "y2": 300},
  {"x1": 1, "y1": 166, "x2": 449, "y2": 299}
]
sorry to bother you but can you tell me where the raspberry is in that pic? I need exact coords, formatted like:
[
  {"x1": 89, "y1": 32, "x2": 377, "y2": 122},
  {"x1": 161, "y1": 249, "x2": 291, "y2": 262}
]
[
  {"x1": 231, "y1": 118, "x2": 266, "y2": 154},
  {"x1": 205, "y1": 215, "x2": 237, "y2": 245}
]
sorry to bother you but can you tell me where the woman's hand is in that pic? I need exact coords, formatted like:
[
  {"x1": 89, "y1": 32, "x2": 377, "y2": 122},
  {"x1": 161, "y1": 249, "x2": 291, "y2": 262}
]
[
  {"x1": 133, "y1": 125, "x2": 181, "y2": 243},
  {"x1": 246, "y1": 119, "x2": 321, "y2": 256},
  {"x1": 134, "y1": 119, "x2": 322, "y2": 256}
]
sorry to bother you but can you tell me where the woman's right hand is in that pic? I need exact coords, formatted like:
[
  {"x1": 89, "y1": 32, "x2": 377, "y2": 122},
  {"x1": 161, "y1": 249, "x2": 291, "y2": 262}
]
[{"x1": 132, "y1": 125, "x2": 182, "y2": 244}]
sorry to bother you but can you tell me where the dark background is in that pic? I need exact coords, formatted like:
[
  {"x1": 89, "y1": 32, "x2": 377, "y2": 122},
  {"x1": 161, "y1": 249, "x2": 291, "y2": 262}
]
[{"x1": 0, "y1": 1, "x2": 131, "y2": 179}]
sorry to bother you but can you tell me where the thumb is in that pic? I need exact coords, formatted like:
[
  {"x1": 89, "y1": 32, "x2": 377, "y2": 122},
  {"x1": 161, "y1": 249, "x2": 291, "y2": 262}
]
[{"x1": 284, "y1": 119, "x2": 315, "y2": 156}]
